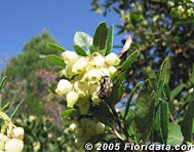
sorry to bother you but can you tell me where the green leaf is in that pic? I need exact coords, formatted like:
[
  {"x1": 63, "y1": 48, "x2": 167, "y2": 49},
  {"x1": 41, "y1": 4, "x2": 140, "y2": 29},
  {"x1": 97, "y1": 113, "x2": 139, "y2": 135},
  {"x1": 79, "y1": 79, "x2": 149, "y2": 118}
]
[
  {"x1": 191, "y1": 64, "x2": 194, "y2": 85},
  {"x1": 61, "y1": 108, "x2": 79, "y2": 118},
  {"x1": 73, "y1": 45, "x2": 87, "y2": 56},
  {"x1": 90, "y1": 102, "x2": 114, "y2": 126},
  {"x1": 167, "y1": 123, "x2": 184, "y2": 147},
  {"x1": 170, "y1": 83, "x2": 185, "y2": 101},
  {"x1": 180, "y1": 97, "x2": 194, "y2": 142},
  {"x1": 40, "y1": 54, "x2": 66, "y2": 67},
  {"x1": 108, "y1": 73, "x2": 125, "y2": 106},
  {"x1": 154, "y1": 101, "x2": 169, "y2": 143},
  {"x1": 121, "y1": 50, "x2": 138, "y2": 71},
  {"x1": 93, "y1": 21, "x2": 108, "y2": 55},
  {"x1": 159, "y1": 56, "x2": 171, "y2": 85},
  {"x1": 0, "y1": 76, "x2": 7, "y2": 93},
  {"x1": 74, "y1": 32, "x2": 93, "y2": 49},
  {"x1": 174, "y1": 17, "x2": 194, "y2": 26},
  {"x1": 1, "y1": 102, "x2": 10, "y2": 111},
  {"x1": 124, "y1": 81, "x2": 143, "y2": 120},
  {"x1": 10, "y1": 99, "x2": 25, "y2": 119},
  {"x1": 105, "y1": 25, "x2": 114, "y2": 55},
  {"x1": 47, "y1": 42, "x2": 66, "y2": 52},
  {"x1": 134, "y1": 80, "x2": 155, "y2": 142}
]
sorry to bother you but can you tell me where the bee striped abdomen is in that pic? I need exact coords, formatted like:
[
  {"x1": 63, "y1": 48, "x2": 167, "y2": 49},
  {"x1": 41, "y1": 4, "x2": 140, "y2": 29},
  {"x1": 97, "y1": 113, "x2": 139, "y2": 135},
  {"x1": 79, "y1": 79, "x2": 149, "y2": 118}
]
[{"x1": 99, "y1": 76, "x2": 113, "y2": 99}]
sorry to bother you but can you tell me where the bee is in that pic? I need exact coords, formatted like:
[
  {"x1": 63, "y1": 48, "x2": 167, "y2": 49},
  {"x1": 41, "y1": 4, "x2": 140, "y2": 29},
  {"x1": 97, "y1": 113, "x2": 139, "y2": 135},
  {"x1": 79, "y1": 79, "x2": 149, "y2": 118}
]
[{"x1": 98, "y1": 76, "x2": 113, "y2": 99}]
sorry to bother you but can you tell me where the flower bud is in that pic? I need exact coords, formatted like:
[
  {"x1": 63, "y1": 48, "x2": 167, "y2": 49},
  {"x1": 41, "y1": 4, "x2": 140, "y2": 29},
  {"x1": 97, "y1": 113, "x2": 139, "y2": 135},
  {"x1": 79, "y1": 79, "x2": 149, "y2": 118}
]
[
  {"x1": 66, "y1": 91, "x2": 79, "y2": 108},
  {"x1": 72, "y1": 58, "x2": 87, "y2": 75},
  {"x1": 56, "y1": 79, "x2": 73, "y2": 96},
  {"x1": 5, "y1": 138, "x2": 24, "y2": 152},
  {"x1": 109, "y1": 66, "x2": 117, "y2": 76},
  {"x1": 105, "y1": 53, "x2": 120, "y2": 66},
  {"x1": 13, "y1": 127, "x2": 24, "y2": 140},
  {"x1": 69, "y1": 123, "x2": 77, "y2": 132},
  {"x1": 61, "y1": 51, "x2": 79, "y2": 64},
  {"x1": 95, "y1": 122, "x2": 105, "y2": 134}
]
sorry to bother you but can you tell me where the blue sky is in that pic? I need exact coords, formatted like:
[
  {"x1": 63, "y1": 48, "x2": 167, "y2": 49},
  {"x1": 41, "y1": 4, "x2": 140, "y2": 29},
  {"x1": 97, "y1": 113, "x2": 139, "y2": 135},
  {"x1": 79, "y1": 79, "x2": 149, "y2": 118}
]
[{"x1": 0, "y1": 0, "x2": 124, "y2": 69}]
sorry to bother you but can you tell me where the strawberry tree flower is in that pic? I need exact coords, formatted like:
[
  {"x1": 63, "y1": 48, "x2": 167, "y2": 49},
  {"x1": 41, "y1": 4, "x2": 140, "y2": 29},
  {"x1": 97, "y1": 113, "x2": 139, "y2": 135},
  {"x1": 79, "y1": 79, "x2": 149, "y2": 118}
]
[
  {"x1": 105, "y1": 52, "x2": 120, "y2": 66},
  {"x1": 108, "y1": 66, "x2": 117, "y2": 76},
  {"x1": 74, "y1": 81, "x2": 87, "y2": 97},
  {"x1": 72, "y1": 57, "x2": 87, "y2": 75},
  {"x1": 61, "y1": 51, "x2": 79, "y2": 64},
  {"x1": 5, "y1": 138, "x2": 24, "y2": 152},
  {"x1": 0, "y1": 111, "x2": 25, "y2": 152},
  {"x1": 56, "y1": 79, "x2": 73, "y2": 96},
  {"x1": 66, "y1": 91, "x2": 79, "y2": 108}
]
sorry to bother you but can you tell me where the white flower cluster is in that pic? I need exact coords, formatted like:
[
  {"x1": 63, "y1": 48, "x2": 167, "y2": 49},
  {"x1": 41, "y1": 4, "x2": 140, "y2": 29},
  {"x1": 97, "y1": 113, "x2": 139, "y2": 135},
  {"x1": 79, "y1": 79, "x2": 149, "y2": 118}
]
[
  {"x1": 0, "y1": 125, "x2": 24, "y2": 152},
  {"x1": 69, "y1": 118, "x2": 105, "y2": 148},
  {"x1": 56, "y1": 51, "x2": 120, "y2": 112}
]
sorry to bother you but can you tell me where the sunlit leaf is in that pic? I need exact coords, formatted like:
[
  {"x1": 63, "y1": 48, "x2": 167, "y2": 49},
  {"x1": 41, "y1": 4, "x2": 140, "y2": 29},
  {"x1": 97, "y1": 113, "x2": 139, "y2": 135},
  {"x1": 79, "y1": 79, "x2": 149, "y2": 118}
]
[
  {"x1": 73, "y1": 45, "x2": 88, "y2": 56},
  {"x1": 61, "y1": 108, "x2": 79, "y2": 118},
  {"x1": 40, "y1": 54, "x2": 66, "y2": 67},
  {"x1": 93, "y1": 21, "x2": 108, "y2": 55},
  {"x1": 105, "y1": 25, "x2": 114, "y2": 55},
  {"x1": 134, "y1": 80, "x2": 155, "y2": 142},
  {"x1": 121, "y1": 50, "x2": 138, "y2": 71},
  {"x1": 167, "y1": 123, "x2": 184, "y2": 147},
  {"x1": 47, "y1": 42, "x2": 66, "y2": 52}
]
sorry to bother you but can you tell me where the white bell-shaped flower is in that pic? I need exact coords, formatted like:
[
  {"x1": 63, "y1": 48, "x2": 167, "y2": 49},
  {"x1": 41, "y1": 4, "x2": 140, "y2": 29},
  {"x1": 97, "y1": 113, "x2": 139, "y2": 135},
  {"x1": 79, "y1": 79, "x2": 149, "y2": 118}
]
[
  {"x1": 105, "y1": 53, "x2": 120, "y2": 66},
  {"x1": 69, "y1": 123, "x2": 77, "y2": 132},
  {"x1": 5, "y1": 138, "x2": 24, "y2": 152},
  {"x1": 74, "y1": 81, "x2": 87, "y2": 97},
  {"x1": 72, "y1": 58, "x2": 87, "y2": 75},
  {"x1": 88, "y1": 82, "x2": 100, "y2": 96},
  {"x1": 95, "y1": 122, "x2": 105, "y2": 134},
  {"x1": 87, "y1": 69, "x2": 102, "y2": 83},
  {"x1": 90, "y1": 53, "x2": 105, "y2": 68},
  {"x1": 66, "y1": 91, "x2": 79, "y2": 108},
  {"x1": 109, "y1": 66, "x2": 117, "y2": 76},
  {"x1": 13, "y1": 127, "x2": 24, "y2": 140},
  {"x1": 56, "y1": 79, "x2": 73, "y2": 96},
  {"x1": 61, "y1": 51, "x2": 79, "y2": 64},
  {"x1": 0, "y1": 134, "x2": 5, "y2": 150}
]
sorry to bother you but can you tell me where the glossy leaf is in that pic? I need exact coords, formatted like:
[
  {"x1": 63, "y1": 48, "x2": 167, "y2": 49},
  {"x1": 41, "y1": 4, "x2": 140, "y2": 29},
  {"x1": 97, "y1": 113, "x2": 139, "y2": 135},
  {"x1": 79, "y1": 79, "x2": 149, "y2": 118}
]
[
  {"x1": 40, "y1": 54, "x2": 66, "y2": 67},
  {"x1": 170, "y1": 83, "x2": 185, "y2": 101},
  {"x1": 73, "y1": 45, "x2": 87, "y2": 56},
  {"x1": 61, "y1": 108, "x2": 79, "y2": 118},
  {"x1": 93, "y1": 21, "x2": 108, "y2": 55},
  {"x1": 105, "y1": 25, "x2": 114, "y2": 55},
  {"x1": 47, "y1": 42, "x2": 66, "y2": 52},
  {"x1": 124, "y1": 81, "x2": 143, "y2": 120},
  {"x1": 121, "y1": 50, "x2": 138, "y2": 71},
  {"x1": 90, "y1": 102, "x2": 114, "y2": 126},
  {"x1": 159, "y1": 56, "x2": 171, "y2": 85},
  {"x1": 154, "y1": 101, "x2": 169, "y2": 143},
  {"x1": 134, "y1": 80, "x2": 155, "y2": 142},
  {"x1": 180, "y1": 96, "x2": 194, "y2": 142},
  {"x1": 0, "y1": 76, "x2": 7, "y2": 93},
  {"x1": 167, "y1": 123, "x2": 184, "y2": 147}
]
